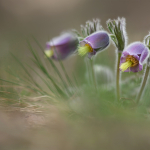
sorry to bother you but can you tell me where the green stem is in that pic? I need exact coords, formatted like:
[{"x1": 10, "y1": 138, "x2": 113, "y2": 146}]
[
  {"x1": 90, "y1": 59, "x2": 97, "y2": 90},
  {"x1": 116, "y1": 52, "x2": 121, "y2": 101},
  {"x1": 136, "y1": 63, "x2": 150, "y2": 104},
  {"x1": 85, "y1": 57, "x2": 91, "y2": 85}
]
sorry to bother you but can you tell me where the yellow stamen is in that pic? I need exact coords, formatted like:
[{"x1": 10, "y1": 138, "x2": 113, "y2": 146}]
[
  {"x1": 126, "y1": 55, "x2": 139, "y2": 67},
  {"x1": 45, "y1": 49, "x2": 54, "y2": 58},
  {"x1": 78, "y1": 44, "x2": 93, "y2": 57},
  {"x1": 120, "y1": 60, "x2": 133, "y2": 72}
]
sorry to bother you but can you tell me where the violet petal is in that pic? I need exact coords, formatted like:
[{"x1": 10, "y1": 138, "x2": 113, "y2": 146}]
[
  {"x1": 84, "y1": 31, "x2": 109, "y2": 50},
  {"x1": 130, "y1": 63, "x2": 143, "y2": 72},
  {"x1": 88, "y1": 50, "x2": 97, "y2": 59},
  {"x1": 46, "y1": 32, "x2": 78, "y2": 60}
]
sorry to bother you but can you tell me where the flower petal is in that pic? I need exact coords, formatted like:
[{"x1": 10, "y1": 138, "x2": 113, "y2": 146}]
[
  {"x1": 139, "y1": 47, "x2": 149, "y2": 64},
  {"x1": 88, "y1": 50, "x2": 96, "y2": 59},
  {"x1": 126, "y1": 42, "x2": 146, "y2": 55},
  {"x1": 130, "y1": 63, "x2": 143, "y2": 72},
  {"x1": 79, "y1": 41, "x2": 86, "y2": 47},
  {"x1": 52, "y1": 44, "x2": 77, "y2": 60},
  {"x1": 120, "y1": 51, "x2": 129, "y2": 64},
  {"x1": 84, "y1": 31, "x2": 109, "y2": 50},
  {"x1": 46, "y1": 42, "x2": 51, "y2": 50},
  {"x1": 49, "y1": 33, "x2": 76, "y2": 46},
  {"x1": 45, "y1": 32, "x2": 78, "y2": 60},
  {"x1": 120, "y1": 42, "x2": 149, "y2": 72}
]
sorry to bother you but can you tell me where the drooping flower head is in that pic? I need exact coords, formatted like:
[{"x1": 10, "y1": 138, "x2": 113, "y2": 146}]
[
  {"x1": 73, "y1": 19, "x2": 109, "y2": 58},
  {"x1": 119, "y1": 42, "x2": 149, "y2": 72},
  {"x1": 45, "y1": 32, "x2": 78, "y2": 60},
  {"x1": 78, "y1": 31, "x2": 110, "y2": 58}
]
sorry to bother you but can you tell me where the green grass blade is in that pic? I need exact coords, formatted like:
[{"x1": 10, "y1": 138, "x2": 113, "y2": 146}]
[
  {"x1": 27, "y1": 40, "x2": 67, "y2": 98},
  {"x1": 10, "y1": 53, "x2": 43, "y2": 91},
  {"x1": 25, "y1": 63, "x2": 55, "y2": 93},
  {"x1": 73, "y1": 73, "x2": 79, "y2": 88},
  {"x1": 59, "y1": 60, "x2": 74, "y2": 88},
  {"x1": 0, "y1": 76, "x2": 47, "y2": 95},
  {"x1": 6, "y1": 67, "x2": 50, "y2": 96},
  {"x1": 31, "y1": 36, "x2": 70, "y2": 92}
]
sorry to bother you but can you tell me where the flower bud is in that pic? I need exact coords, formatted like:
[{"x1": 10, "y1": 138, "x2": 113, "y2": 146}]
[
  {"x1": 120, "y1": 42, "x2": 149, "y2": 72},
  {"x1": 107, "y1": 17, "x2": 127, "y2": 51},
  {"x1": 45, "y1": 32, "x2": 78, "y2": 60},
  {"x1": 144, "y1": 33, "x2": 150, "y2": 67},
  {"x1": 78, "y1": 31, "x2": 109, "y2": 58}
]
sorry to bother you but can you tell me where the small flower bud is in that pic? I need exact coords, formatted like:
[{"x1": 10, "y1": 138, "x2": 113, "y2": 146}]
[
  {"x1": 45, "y1": 32, "x2": 78, "y2": 60},
  {"x1": 78, "y1": 31, "x2": 109, "y2": 58},
  {"x1": 144, "y1": 33, "x2": 150, "y2": 67},
  {"x1": 119, "y1": 42, "x2": 149, "y2": 72},
  {"x1": 73, "y1": 19, "x2": 103, "y2": 41}
]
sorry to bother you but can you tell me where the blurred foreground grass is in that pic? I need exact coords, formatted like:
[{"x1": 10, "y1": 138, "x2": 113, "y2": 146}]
[{"x1": 1, "y1": 89, "x2": 150, "y2": 150}]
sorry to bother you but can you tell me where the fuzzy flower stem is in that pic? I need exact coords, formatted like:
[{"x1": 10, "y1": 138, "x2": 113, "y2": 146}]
[
  {"x1": 136, "y1": 62, "x2": 150, "y2": 103},
  {"x1": 107, "y1": 18, "x2": 127, "y2": 101},
  {"x1": 90, "y1": 59, "x2": 97, "y2": 91},
  {"x1": 85, "y1": 57, "x2": 92, "y2": 85},
  {"x1": 116, "y1": 52, "x2": 121, "y2": 101}
]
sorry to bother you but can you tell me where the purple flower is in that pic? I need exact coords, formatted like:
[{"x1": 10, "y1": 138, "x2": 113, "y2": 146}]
[
  {"x1": 120, "y1": 42, "x2": 149, "y2": 72},
  {"x1": 45, "y1": 33, "x2": 78, "y2": 60},
  {"x1": 78, "y1": 31, "x2": 110, "y2": 58}
]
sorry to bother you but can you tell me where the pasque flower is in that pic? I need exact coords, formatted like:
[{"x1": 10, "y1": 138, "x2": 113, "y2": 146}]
[
  {"x1": 78, "y1": 31, "x2": 109, "y2": 58},
  {"x1": 107, "y1": 17, "x2": 127, "y2": 100},
  {"x1": 120, "y1": 42, "x2": 149, "y2": 72},
  {"x1": 45, "y1": 33, "x2": 78, "y2": 60}
]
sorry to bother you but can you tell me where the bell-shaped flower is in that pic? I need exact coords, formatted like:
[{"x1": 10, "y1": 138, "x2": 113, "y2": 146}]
[
  {"x1": 120, "y1": 42, "x2": 149, "y2": 72},
  {"x1": 45, "y1": 32, "x2": 78, "y2": 60},
  {"x1": 78, "y1": 31, "x2": 110, "y2": 58}
]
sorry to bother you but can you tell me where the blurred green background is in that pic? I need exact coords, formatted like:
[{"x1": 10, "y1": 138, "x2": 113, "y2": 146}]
[{"x1": 0, "y1": 0, "x2": 150, "y2": 73}]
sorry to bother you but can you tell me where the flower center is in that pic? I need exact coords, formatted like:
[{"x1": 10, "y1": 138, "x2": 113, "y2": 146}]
[
  {"x1": 45, "y1": 49, "x2": 54, "y2": 58},
  {"x1": 78, "y1": 44, "x2": 93, "y2": 56},
  {"x1": 120, "y1": 55, "x2": 139, "y2": 72}
]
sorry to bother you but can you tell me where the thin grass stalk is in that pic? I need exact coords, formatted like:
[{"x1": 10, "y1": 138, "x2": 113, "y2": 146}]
[
  {"x1": 136, "y1": 63, "x2": 150, "y2": 103},
  {"x1": 27, "y1": 41, "x2": 67, "y2": 97},
  {"x1": 32, "y1": 37, "x2": 70, "y2": 93},
  {"x1": 10, "y1": 54, "x2": 49, "y2": 95},
  {"x1": 5, "y1": 67, "x2": 48, "y2": 95},
  {"x1": 58, "y1": 60, "x2": 74, "y2": 88},
  {"x1": 33, "y1": 57, "x2": 66, "y2": 97},
  {"x1": 69, "y1": 73, "x2": 79, "y2": 93},
  {"x1": 0, "y1": 78, "x2": 42, "y2": 94},
  {"x1": 46, "y1": 57, "x2": 69, "y2": 94},
  {"x1": 25, "y1": 63, "x2": 55, "y2": 93},
  {"x1": 73, "y1": 74, "x2": 79, "y2": 88},
  {"x1": 50, "y1": 44, "x2": 74, "y2": 93},
  {"x1": 10, "y1": 53, "x2": 42, "y2": 89}
]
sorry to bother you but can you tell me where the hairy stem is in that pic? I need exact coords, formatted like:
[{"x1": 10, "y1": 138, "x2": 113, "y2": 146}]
[
  {"x1": 116, "y1": 52, "x2": 121, "y2": 101},
  {"x1": 136, "y1": 63, "x2": 150, "y2": 103},
  {"x1": 85, "y1": 57, "x2": 92, "y2": 85},
  {"x1": 90, "y1": 59, "x2": 97, "y2": 90}
]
